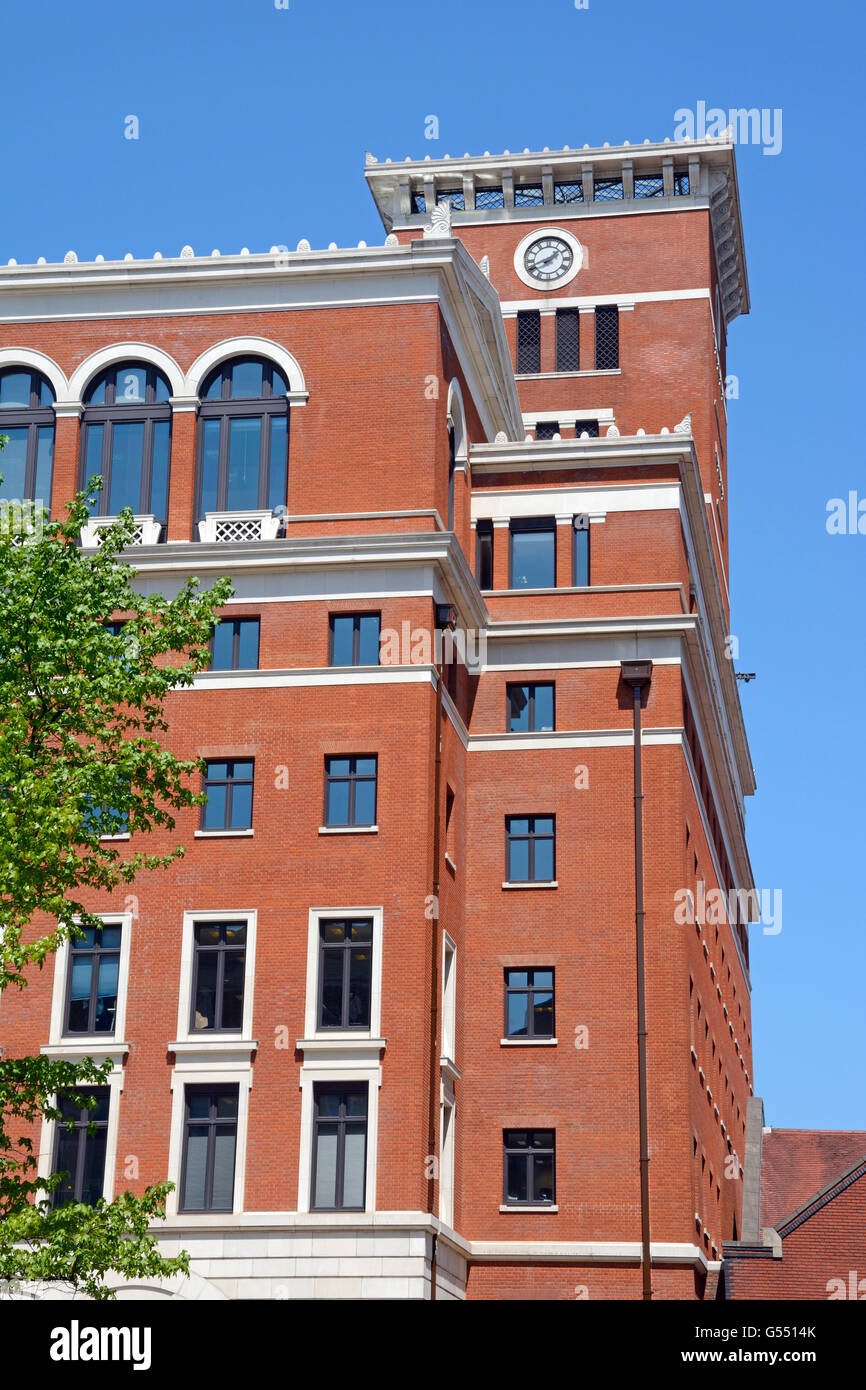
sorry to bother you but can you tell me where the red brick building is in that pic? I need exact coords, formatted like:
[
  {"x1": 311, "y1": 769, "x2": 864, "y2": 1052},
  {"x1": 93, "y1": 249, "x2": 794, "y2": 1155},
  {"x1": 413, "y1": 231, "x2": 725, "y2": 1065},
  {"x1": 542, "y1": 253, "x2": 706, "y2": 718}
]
[{"x1": 0, "y1": 137, "x2": 758, "y2": 1300}]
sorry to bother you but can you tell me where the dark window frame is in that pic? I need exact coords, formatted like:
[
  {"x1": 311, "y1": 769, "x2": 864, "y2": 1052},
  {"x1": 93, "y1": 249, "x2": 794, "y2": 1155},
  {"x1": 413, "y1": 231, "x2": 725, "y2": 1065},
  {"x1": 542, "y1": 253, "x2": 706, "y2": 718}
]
[
  {"x1": 573, "y1": 514, "x2": 591, "y2": 587},
  {"x1": 179, "y1": 1085, "x2": 238, "y2": 1214},
  {"x1": 502, "y1": 1129, "x2": 556, "y2": 1206},
  {"x1": 317, "y1": 918, "x2": 374, "y2": 1031},
  {"x1": 310, "y1": 1082, "x2": 368, "y2": 1212},
  {"x1": 78, "y1": 362, "x2": 172, "y2": 520},
  {"x1": 506, "y1": 682, "x2": 556, "y2": 733},
  {"x1": 504, "y1": 968, "x2": 556, "y2": 1039},
  {"x1": 555, "y1": 308, "x2": 581, "y2": 373},
  {"x1": 195, "y1": 357, "x2": 289, "y2": 519},
  {"x1": 516, "y1": 311, "x2": 541, "y2": 375},
  {"x1": 201, "y1": 758, "x2": 255, "y2": 831},
  {"x1": 505, "y1": 814, "x2": 556, "y2": 883},
  {"x1": 476, "y1": 520, "x2": 493, "y2": 591},
  {"x1": 324, "y1": 755, "x2": 378, "y2": 828},
  {"x1": 190, "y1": 921, "x2": 247, "y2": 1033},
  {"x1": 209, "y1": 617, "x2": 261, "y2": 671},
  {"x1": 509, "y1": 517, "x2": 556, "y2": 590},
  {"x1": 0, "y1": 367, "x2": 55, "y2": 504},
  {"x1": 63, "y1": 923, "x2": 121, "y2": 1037},
  {"x1": 328, "y1": 613, "x2": 381, "y2": 667},
  {"x1": 50, "y1": 1087, "x2": 110, "y2": 1209},
  {"x1": 595, "y1": 306, "x2": 620, "y2": 370}
]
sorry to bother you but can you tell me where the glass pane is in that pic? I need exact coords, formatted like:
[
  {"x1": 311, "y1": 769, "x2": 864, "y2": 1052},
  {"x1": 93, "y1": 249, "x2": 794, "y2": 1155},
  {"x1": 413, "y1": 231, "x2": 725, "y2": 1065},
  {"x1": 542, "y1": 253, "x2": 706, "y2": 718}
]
[
  {"x1": 94, "y1": 955, "x2": 118, "y2": 1032},
  {"x1": 211, "y1": 622, "x2": 234, "y2": 670},
  {"x1": 229, "y1": 781, "x2": 252, "y2": 829},
  {"x1": 507, "y1": 969, "x2": 528, "y2": 989},
  {"x1": 211, "y1": 1128, "x2": 236, "y2": 1209},
  {"x1": 342, "y1": 1127, "x2": 366, "y2": 1207},
  {"x1": 323, "y1": 921, "x2": 347, "y2": 943},
  {"x1": 0, "y1": 371, "x2": 31, "y2": 408},
  {"x1": 533, "y1": 1131, "x2": 554, "y2": 1147},
  {"x1": 313, "y1": 1127, "x2": 338, "y2": 1208},
  {"x1": 84, "y1": 425, "x2": 104, "y2": 499},
  {"x1": 215, "y1": 1092, "x2": 238, "y2": 1117},
  {"x1": 574, "y1": 529, "x2": 590, "y2": 587},
  {"x1": 326, "y1": 779, "x2": 349, "y2": 826},
  {"x1": 508, "y1": 817, "x2": 529, "y2": 836},
  {"x1": 101, "y1": 925, "x2": 122, "y2": 949},
  {"x1": 507, "y1": 992, "x2": 529, "y2": 1037},
  {"x1": 221, "y1": 950, "x2": 245, "y2": 1029},
  {"x1": 533, "y1": 1155, "x2": 554, "y2": 1202},
  {"x1": 150, "y1": 420, "x2": 170, "y2": 517},
  {"x1": 267, "y1": 415, "x2": 287, "y2": 511},
  {"x1": 203, "y1": 783, "x2": 227, "y2": 829},
  {"x1": 236, "y1": 620, "x2": 259, "y2": 669},
  {"x1": 34, "y1": 427, "x2": 54, "y2": 506},
  {"x1": 327, "y1": 757, "x2": 350, "y2": 778},
  {"x1": 534, "y1": 685, "x2": 554, "y2": 731},
  {"x1": 534, "y1": 817, "x2": 554, "y2": 835},
  {"x1": 197, "y1": 925, "x2": 221, "y2": 946},
  {"x1": 508, "y1": 837, "x2": 529, "y2": 881},
  {"x1": 193, "y1": 952, "x2": 218, "y2": 1029},
  {"x1": 207, "y1": 761, "x2": 228, "y2": 779},
  {"x1": 53, "y1": 1128, "x2": 79, "y2": 1205},
  {"x1": 227, "y1": 417, "x2": 261, "y2": 510},
  {"x1": 505, "y1": 1153, "x2": 528, "y2": 1203},
  {"x1": 353, "y1": 778, "x2": 376, "y2": 826},
  {"x1": 345, "y1": 1090, "x2": 367, "y2": 1117},
  {"x1": 320, "y1": 950, "x2": 344, "y2": 1026},
  {"x1": 330, "y1": 616, "x2": 354, "y2": 666},
  {"x1": 230, "y1": 360, "x2": 264, "y2": 398},
  {"x1": 182, "y1": 1128, "x2": 208, "y2": 1208},
  {"x1": 508, "y1": 685, "x2": 530, "y2": 732},
  {"x1": 0, "y1": 428, "x2": 27, "y2": 498},
  {"x1": 203, "y1": 372, "x2": 223, "y2": 401},
  {"x1": 350, "y1": 920, "x2": 373, "y2": 943},
  {"x1": 348, "y1": 949, "x2": 371, "y2": 1026},
  {"x1": 533, "y1": 992, "x2": 554, "y2": 1034},
  {"x1": 154, "y1": 374, "x2": 170, "y2": 403},
  {"x1": 200, "y1": 418, "x2": 220, "y2": 514},
  {"x1": 534, "y1": 837, "x2": 555, "y2": 881},
  {"x1": 187, "y1": 1093, "x2": 212, "y2": 1120},
  {"x1": 108, "y1": 421, "x2": 144, "y2": 513},
  {"x1": 89, "y1": 1091, "x2": 111, "y2": 1124},
  {"x1": 317, "y1": 1091, "x2": 341, "y2": 1118},
  {"x1": 358, "y1": 616, "x2": 380, "y2": 665},
  {"x1": 271, "y1": 367, "x2": 287, "y2": 395},
  {"x1": 115, "y1": 366, "x2": 146, "y2": 404},
  {"x1": 39, "y1": 377, "x2": 55, "y2": 407},
  {"x1": 67, "y1": 956, "x2": 93, "y2": 1031},
  {"x1": 532, "y1": 970, "x2": 553, "y2": 989},
  {"x1": 512, "y1": 529, "x2": 555, "y2": 588},
  {"x1": 89, "y1": 378, "x2": 107, "y2": 404},
  {"x1": 355, "y1": 757, "x2": 377, "y2": 777},
  {"x1": 232, "y1": 759, "x2": 253, "y2": 779},
  {"x1": 224, "y1": 925, "x2": 246, "y2": 945},
  {"x1": 80, "y1": 1127, "x2": 107, "y2": 1206}
]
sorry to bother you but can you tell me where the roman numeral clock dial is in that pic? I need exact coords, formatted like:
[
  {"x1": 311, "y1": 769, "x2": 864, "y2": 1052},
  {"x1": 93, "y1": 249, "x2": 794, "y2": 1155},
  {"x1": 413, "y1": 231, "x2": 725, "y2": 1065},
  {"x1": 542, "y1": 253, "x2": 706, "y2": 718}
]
[{"x1": 524, "y1": 236, "x2": 573, "y2": 282}]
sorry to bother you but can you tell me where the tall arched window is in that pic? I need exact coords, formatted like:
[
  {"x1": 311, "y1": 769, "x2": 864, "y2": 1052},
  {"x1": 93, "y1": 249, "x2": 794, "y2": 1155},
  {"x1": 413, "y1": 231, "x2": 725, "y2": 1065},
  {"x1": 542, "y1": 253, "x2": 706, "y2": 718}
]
[
  {"x1": 196, "y1": 357, "x2": 289, "y2": 516},
  {"x1": 0, "y1": 367, "x2": 55, "y2": 504},
  {"x1": 447, "y1": 424, "x2": 456, "y2": 531},
  {"x1": 80, "y1": 363, "x2": 171, "y2": 519}
]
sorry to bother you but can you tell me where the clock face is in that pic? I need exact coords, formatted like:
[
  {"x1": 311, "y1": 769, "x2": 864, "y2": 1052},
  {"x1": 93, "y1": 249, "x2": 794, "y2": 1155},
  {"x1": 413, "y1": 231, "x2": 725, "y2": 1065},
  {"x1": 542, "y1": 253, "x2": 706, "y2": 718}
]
[{"x1": 523, "y1": 235, "x2": 574, "y2": 283}]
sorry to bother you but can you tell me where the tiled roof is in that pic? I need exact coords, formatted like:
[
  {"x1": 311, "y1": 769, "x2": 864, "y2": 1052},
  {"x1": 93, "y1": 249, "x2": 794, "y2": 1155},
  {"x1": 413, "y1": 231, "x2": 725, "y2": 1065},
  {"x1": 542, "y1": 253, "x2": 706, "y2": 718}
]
[{"x1": 761, "y1": 1129, "x2": 866, "y2": 1228}]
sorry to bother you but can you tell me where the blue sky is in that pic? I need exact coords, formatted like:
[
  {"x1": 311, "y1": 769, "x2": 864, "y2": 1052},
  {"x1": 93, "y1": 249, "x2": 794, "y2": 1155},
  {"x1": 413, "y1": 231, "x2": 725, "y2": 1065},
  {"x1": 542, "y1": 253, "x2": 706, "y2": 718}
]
[{"x1": 2, "y1": 0, "x2": 864, "y2": 1129}]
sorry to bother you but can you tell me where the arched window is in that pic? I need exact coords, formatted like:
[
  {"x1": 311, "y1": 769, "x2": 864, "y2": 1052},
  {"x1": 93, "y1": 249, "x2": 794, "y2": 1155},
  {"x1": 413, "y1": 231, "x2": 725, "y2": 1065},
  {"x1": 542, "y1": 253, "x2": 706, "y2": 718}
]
[
  {"x1": 196, "y1": 357, "x2": 288, "y2": 516},
  {"x1": 0, "y1": 367, "x2": 55, "y2": 504},
  {"x1": 80, "y1": 363, "x2": 171, "y2": 519},
  {"x1": 447, "y1": 424, "x2": 456, "y2": 531}
]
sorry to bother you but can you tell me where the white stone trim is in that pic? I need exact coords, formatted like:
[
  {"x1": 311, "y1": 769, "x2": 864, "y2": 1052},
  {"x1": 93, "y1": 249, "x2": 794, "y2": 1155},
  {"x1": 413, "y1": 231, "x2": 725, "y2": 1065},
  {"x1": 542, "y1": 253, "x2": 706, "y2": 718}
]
[
  {"x1": 441, "y1": 933, "x2": 457, "y2": 1066},
  {"x1": 166, "y1": 1060, "x2": 253, "y2": 1217},
  {"x1": 525, "y1": 408, "x2": 615, "y2": 426},
  {"x1": 303, "y1": 906, "x2": 384, "y2": 1040},
  {"x1": 47, "y1": 911, "x2": 133, "y2": 1049},
  {"x1": 0, "y1": 346, "x2": 68, "y2": 401},
  {"x1": 446, "y1": 378, "x2": 469, "y2": 463},
  {"x1": 174, "y1": 909, "x2": 258, "y2": 1046},
  {"x1": 296, "y1": 1061, "x2": 382, "y2": 1216},
  {"x1": 471, "y1": 481, "x2": 680, "y2": 523},
  {"x1": 185, "y1": 336, "x2": 307, "y2": 400},
  {"x1": 65, "y1": 342, "x2": 185, "y2": 403},
  {"x1": 512, "y1": 227, "x2": 584, "y2": 291},
  {"x1": 499, "y1": 287, "x2": 711, "y2": 315},
  {"x1": 36, "y1": 1061, "x2": 126, "y2": 1205}
]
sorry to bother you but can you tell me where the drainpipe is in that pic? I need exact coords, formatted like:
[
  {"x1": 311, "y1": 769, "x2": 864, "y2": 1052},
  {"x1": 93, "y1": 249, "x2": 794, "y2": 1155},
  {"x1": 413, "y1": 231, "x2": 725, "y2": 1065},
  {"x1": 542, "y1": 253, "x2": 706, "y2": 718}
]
[{"x1": 621, "y1": 659, "x2": 653, "y2": 1300}]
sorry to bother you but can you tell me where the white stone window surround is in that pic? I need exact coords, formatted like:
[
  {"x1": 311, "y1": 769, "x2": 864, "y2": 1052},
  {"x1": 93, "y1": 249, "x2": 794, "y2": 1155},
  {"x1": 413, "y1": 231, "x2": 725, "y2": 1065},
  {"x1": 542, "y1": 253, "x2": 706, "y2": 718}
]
[
  {"x1": 165, "y1": 1057, "x2": 253, "y2": 1218},
  {"x1": 35, "y1": 1056, "x2": 126, "y2": 1206},
  {"x1": 441, "y1": 932, "x2": 457, "y2": 1067},
  {"x1": 302, "y1": 906, "x2": 384, "y2": 1041},
  {"x1": 172, "y1": 909, "x2": 258, "y2": 1050},
  {"x1": 296, "y1": 1057, "x2": 382, "y2": 1216}
]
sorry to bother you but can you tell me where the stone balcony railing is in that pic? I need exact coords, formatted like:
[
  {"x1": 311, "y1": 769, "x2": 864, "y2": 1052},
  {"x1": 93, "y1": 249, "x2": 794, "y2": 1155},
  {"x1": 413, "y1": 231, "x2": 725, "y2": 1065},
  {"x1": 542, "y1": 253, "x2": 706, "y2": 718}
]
[
  {"x1": 197, "y1": 510, "x2": 282, "y2": 544},
  {"x1": 80, "y1": 514, "x2": 162, "y2": 548}
]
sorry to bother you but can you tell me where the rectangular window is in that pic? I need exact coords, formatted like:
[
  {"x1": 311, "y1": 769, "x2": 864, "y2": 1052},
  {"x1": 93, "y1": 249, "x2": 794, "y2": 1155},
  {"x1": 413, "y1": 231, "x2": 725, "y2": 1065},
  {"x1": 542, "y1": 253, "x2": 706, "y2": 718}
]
[
  {"x1": 475, "y1": 186, "x2": 504, "y2": 209},
  {"x1": 503, "y1": 1129, "x2": 556, "y2": 1205},
  {"x1": 202, "y1": 759, "x2": 254, "y2": 831},
  {"x1": 442, "y1": 935, "x2": 457, "y2": 1061},
  {"x1": 51, "y1": 1088, "x2": 110, "y2": 1208},
  {"x1": 555, "y1": 309, "x2": 580, "y2": 372},
  {"x1": 505, "y1": 969, "x2": 555, "y2": 1039},
  {"x1": 507, "y1": 683, "x2": 555, "y2": 732},
  {"x1": 210, "y1": 618, "x2": 260, "y2": 671},
  {"x1": 634, "y1": 173, "x2": 664, "y2": 198},
  {"x1": 510, "y1": 519, "x2": 555, "y2": 589},
  {"x1": 674, "y1": 172, "x2": 690, "y2": 196},
  {"x1": 64, "y1": 923, "x2": 121, "y2": 1035},
  {"x1": 180, "y1": 1086, "x2": 238, "y2": 1213},
  {"x1": 506, "y1": 815, "x2": 555, "y2": 882},
  {"x1": 324, "y1": 756, "x2": 377, "y2": 827},
  {"x1": 311, "y1": 1083, "x2": 368, "y2": 1211},
  {"x1": 191, "y1": 922, "x2": 247, "y2": 1032},
  {"x1": 554, "y1": 181, "x2": 583, "y2": 204},
  {"x1": 573, "y1": 516, "x2": 591, "y2": 587},
  {"x1": 516, "y1": 311, "x2": 541, "y2": 374},
  {"x1": 574, "y1": 419, "x2": 600, "y2": 438},
  {"x1": 410, "y1": 190, "x2": 426, "y2": 214},
  {"x1": 476, "y1": 520, "x2": 493, "y2": 590},
  {"x1": 594, "y1": 177, "x2": 623, "y2": 201},
  {"x1": 595, "y1": 306, "x2": 620, "y2": 369},
  {"x1": 318, "y1": 919, "x2": 373, "y2": 1029},
  {"x1": 514, "y1": 184, "x2": 544, "y2": 207},
  {"x1": 535, "y1": 421, "x2": 559, "y2": 441},
  {"x1": 329, "y1": 613, "x2": 381, "y2": 667}
]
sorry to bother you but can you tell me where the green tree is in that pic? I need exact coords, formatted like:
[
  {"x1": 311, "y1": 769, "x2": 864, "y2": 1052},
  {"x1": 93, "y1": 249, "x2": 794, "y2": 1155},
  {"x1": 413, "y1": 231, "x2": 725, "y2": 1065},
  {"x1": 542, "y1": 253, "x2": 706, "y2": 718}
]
[{"x1": 0, "y1": 474, "x2": 232, "y2": 1299}]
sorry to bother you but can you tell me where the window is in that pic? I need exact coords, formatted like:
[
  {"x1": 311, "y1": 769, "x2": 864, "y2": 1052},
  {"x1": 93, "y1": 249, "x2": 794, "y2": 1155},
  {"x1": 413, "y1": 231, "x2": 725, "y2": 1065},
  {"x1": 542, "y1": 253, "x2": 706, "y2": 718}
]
[
  {"x1": 329, "y1": 613, "x2": 380, "y2": 667},
  {"x1": 516, "y1": 311, "x2": 541, "y2": 374},
  {"x1": 64, "y1": 923, "x2": 121, "y2": 1035},
  {"x1": 410, "y1": 190, "x2": 426, "y2": 214},
  {"x1": 437, "y1": 188, "x2": 464, "y2": 210},
  {"x1": 574, "y1": 419, "x2": 600, "y2": 438},
  {"x1": 554, "y1": 181, "x2": 583, "y2": 204},
  {"x1": 634, "y1": 173, "x2": 664, "y2": 198},
  {"x1": 197, "y1": 357, "x2": 288, "y2": 516},
  {"x1": 442, "y1": 935, "x2": 457, "y2": 1060},
  {"x1": 594, "y1": 177, "x2": 623, "y2": 201},
  {"x1": 505, "y1": 969, "x2": 555, "y2": 1039},
  {"x1": 318, "y1": 919, "x2": 373, "y2": 1029},
  {"x1": 514, "y1": 184, "x2": 543, "y2": 207},
  {"x1": 80, "y1": 363, "x2": 171, "y2": 520},
  {"x1": 51, "y1": 1088, "x2": 110, "y2": 1208},
  {"x1": 180, "y1": 1086, "x2": 238, "y2": 1212},
  {"x1": 595, "y1": 306, "x2": 620, "y2": 369},
  {"x1": 0, "y1": 367, "x2": 55, "y2": 505},
  {"x1": 573, "y1": 514, "x2": 591, "y2": 587},
  {"x1": 535, "y1": 421, "x2": 559, "y2": 441},
  {"x1": 674, "y1": 172, "x2": 690, "y2": 196},
  {"x1": 476, "y1": 520, "x2": 493, "y2": 590},
  {"x1": 555, "y1": 309, "x2": 580, "y2": 372},
  {"x1": 510, "y1": 519, "x2": 555, "y2": 589},
  {"x1": 210, "y1": 618, "x2": 260, "y2": 670},
  {"x1": 311, "y1": 1083, "x2": 368, "y2": 1210},
  {"x1": 503, "y1": 1129, "x2": 555, "y2": 1206},
  {"x1": 324, "y1": 756, "x2": 377, "y2": 827},
  {"x1": 507, "y1": 683, "x2": 555, "y2": 732},
  {"x1": 191, "y1": 922, "x2": 247, "y2": 1031},
  {"x1": 506, "y1": 815, "x2": 555, "y2": 882},
  {"x1": 475, "y1": 186, "x2": 504, "y2": 209},
  {"x1": 202, "y1": 759, "x2": 254, "y2": 831}
]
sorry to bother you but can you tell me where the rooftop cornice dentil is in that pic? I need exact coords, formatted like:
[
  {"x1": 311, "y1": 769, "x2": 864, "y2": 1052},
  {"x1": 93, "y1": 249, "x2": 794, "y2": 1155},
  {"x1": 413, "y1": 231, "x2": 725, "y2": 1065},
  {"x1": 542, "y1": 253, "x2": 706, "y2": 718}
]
[{"x1": 364, "y1": 135, "x2": 736, "y2": 178}]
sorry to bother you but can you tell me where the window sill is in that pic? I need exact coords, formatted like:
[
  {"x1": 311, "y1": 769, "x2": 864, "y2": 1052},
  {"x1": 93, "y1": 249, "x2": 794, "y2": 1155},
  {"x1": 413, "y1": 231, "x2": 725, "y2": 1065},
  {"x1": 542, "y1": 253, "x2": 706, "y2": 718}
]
[
  {"x1": 516, "y1": 369, "x2": 621, "y2": 380},
  {"x1": 42, "y1": 1042, "x2": 129, "y2": 1061},
  {"x1": 99, "y1": 833, "x2": 130, "y2": 842},
  {"x1": 318, "y1": 825, "x2": 378, "y2": 835},
  {"x1": 499, "y1": 1204, "x2": 559, "y2": 1213},
  {"x1": 169, "y1": 1038, "x2": 258, "y2": 1057},
  {"x1": 502, "y1": 881, "x2": 558, "y2": 890},
  {"x1": 444, "y1": 852, "x2": 457, "y2": 873},
  {"x1": 440, "y1": 1057, "x2": 461, "y2": 1081},
  {"x1": 297, "y1": 1037, "x2": 386, "y2": 1057},
  {"x1": 500, "y1": 1038, "x2": 558, "y2": 1047},
  {"x1": 194, "y1": 828, "x2": 254, "y2": 838}
]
